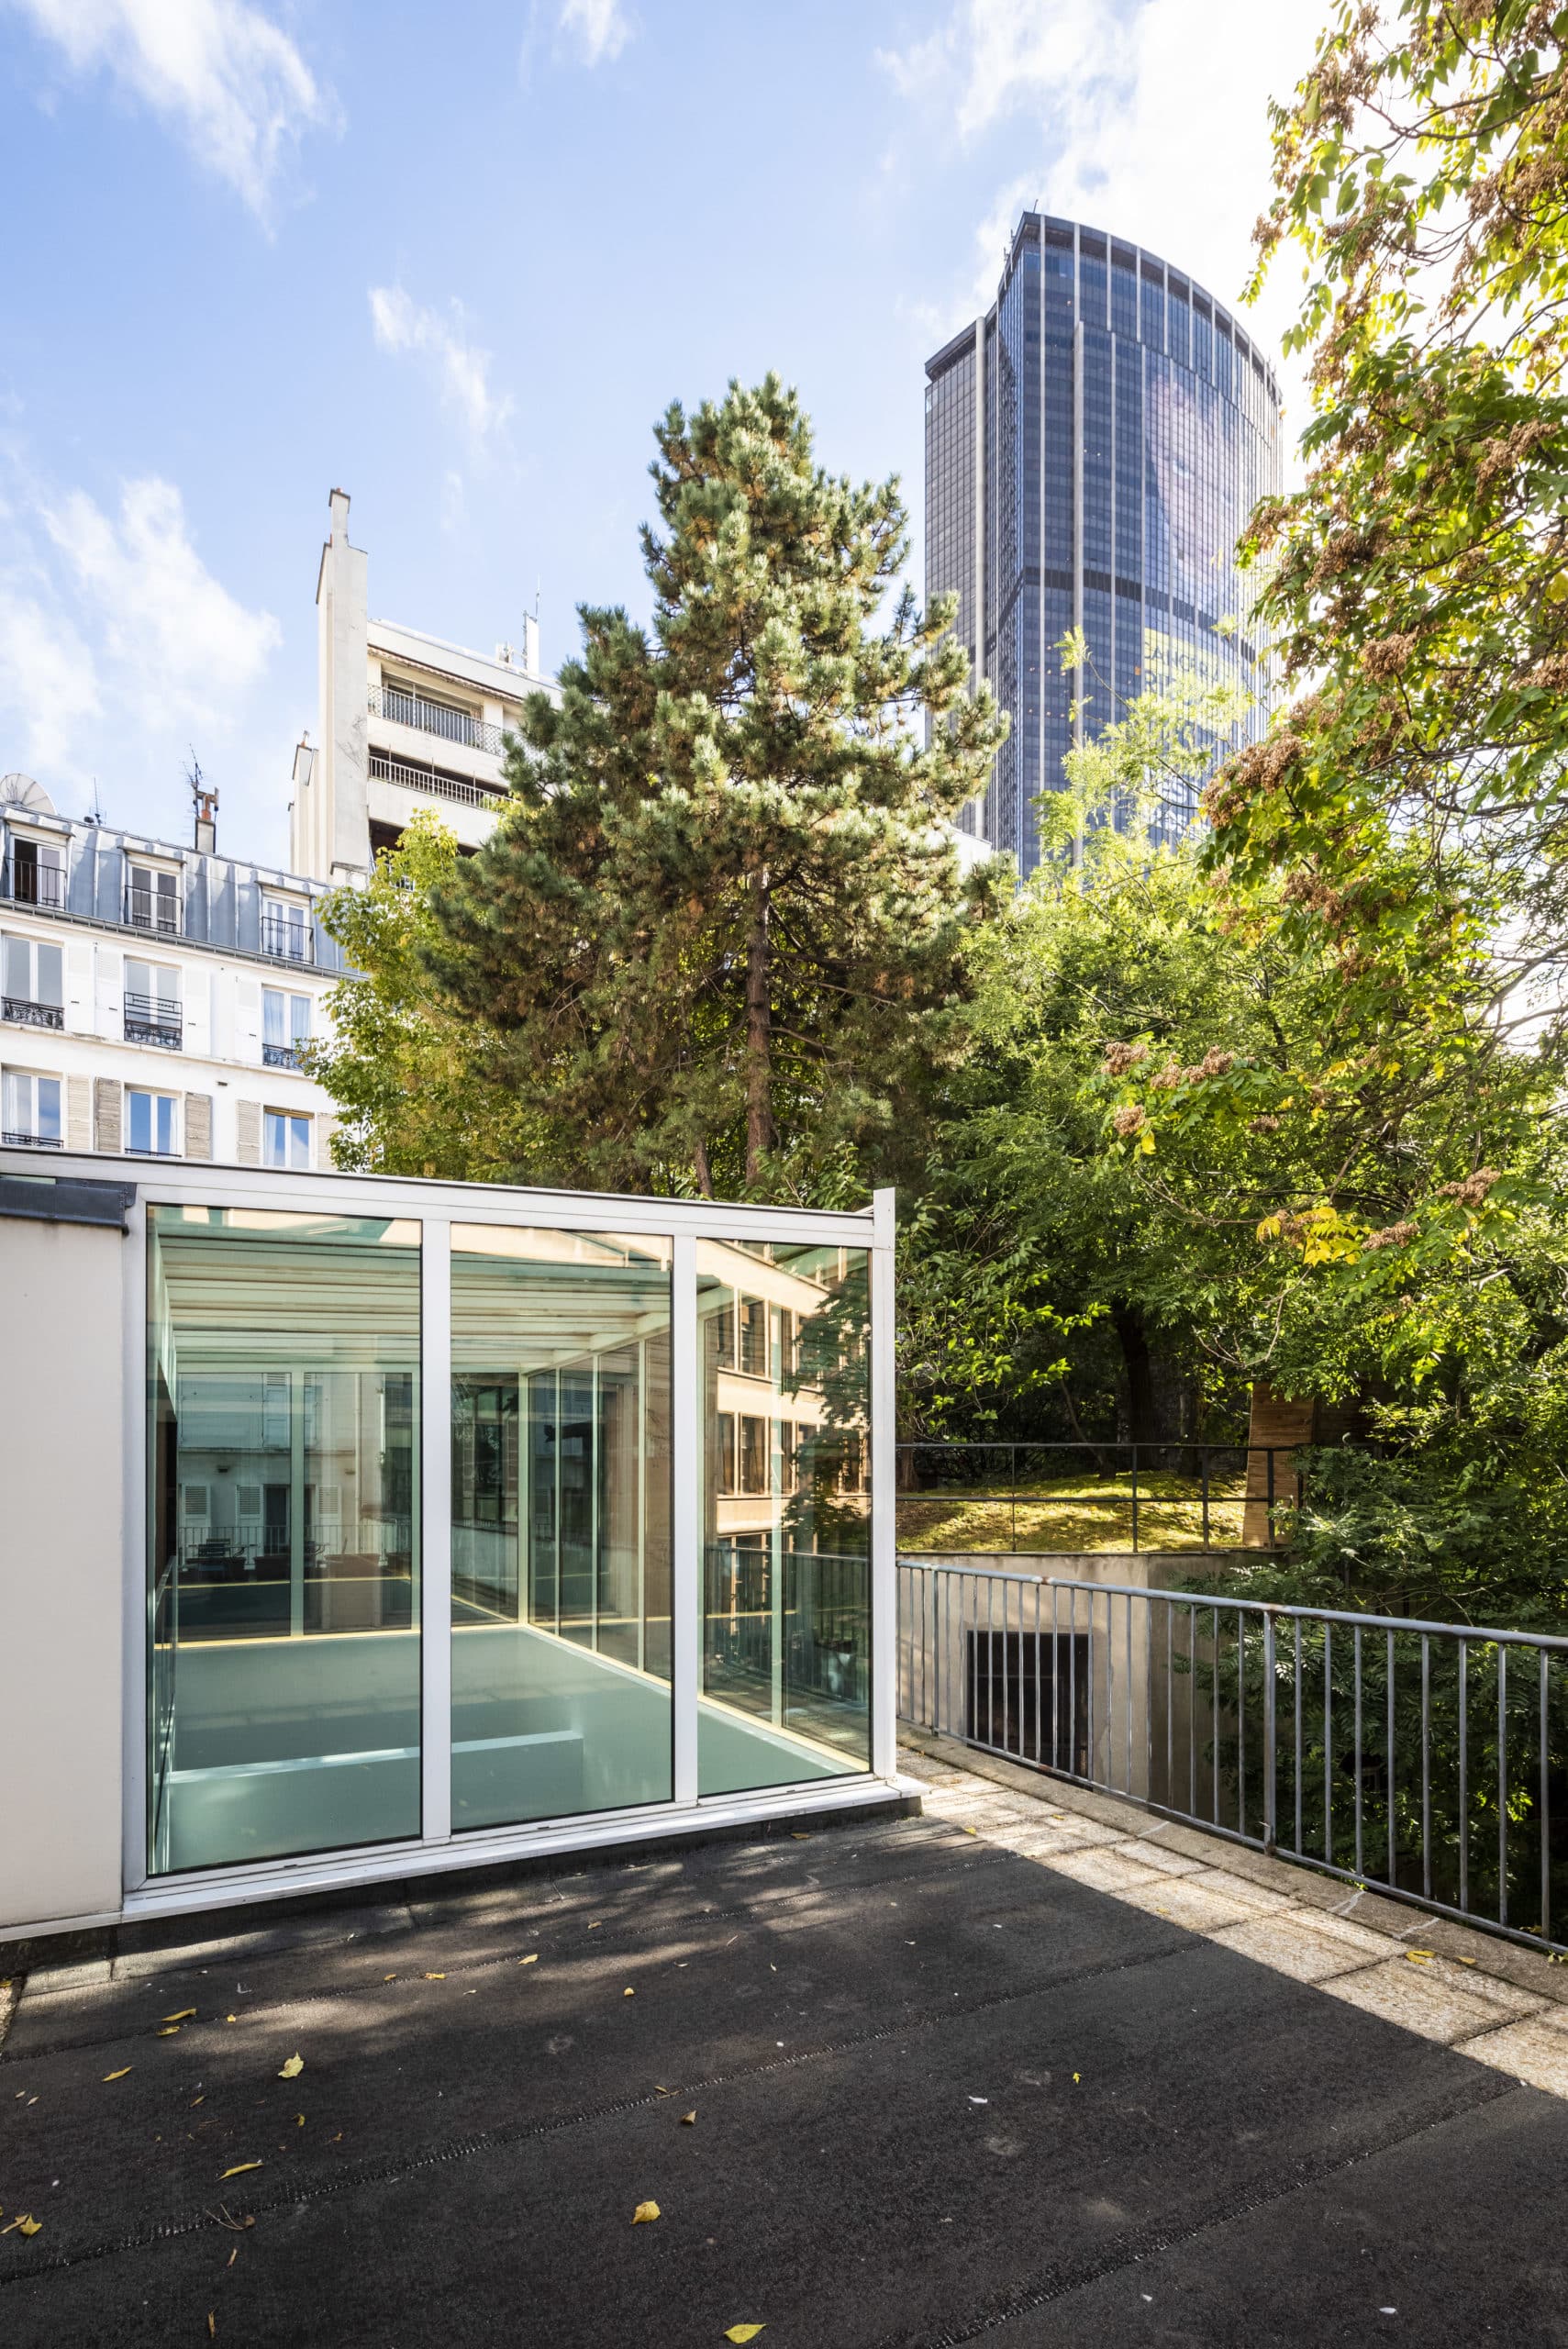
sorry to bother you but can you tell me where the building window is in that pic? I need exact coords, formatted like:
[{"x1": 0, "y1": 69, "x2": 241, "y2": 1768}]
[
  {"x1": 125, "y1": 959, "x2": 182, "y2": 1048},
  {"x1": 2, "y1": 932, "x2": 64, "y2": 1030},
  {"x1": 261, "y1": 896, "x2": 312, "y2": 963},
  {"x1": 262, "y1": 988, "x2": 311, "y2": 1069},
  {"x1": 1, "y1": 1066, "x2": 62, "y2": 1147},
  {"x1": 128, "y1": 1088, "x2": 179, "y2": 1156},
  {"x1": 126, "y1": 863, "x2": 181, "y2": 935},
  {"x1": 6, "y1": 836, "x2": 64, "y2": 909},
  {"x1": 263, "y1": 1108, "x2": 311, "y2": 1169}
]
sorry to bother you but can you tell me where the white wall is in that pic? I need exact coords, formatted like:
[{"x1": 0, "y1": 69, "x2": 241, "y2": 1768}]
[{"x1": 0, "y1": 1210, "x2": 126, "y2": 1931}]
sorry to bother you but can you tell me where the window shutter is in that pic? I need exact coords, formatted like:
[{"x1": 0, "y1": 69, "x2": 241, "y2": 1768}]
[
  {"x1": 93, "y1": 1076, "x2": 122, "y2": 1153},
  {"x1": 183, "y1": 966, "x2": 212, "y2": 1057},
  {"x1": 236, "y1": 1098, "x2": 261, "y2": 1165},
  {"x1": 317, "y1": 1112, "x2": 339, "y2": 1166},
  {"x1": 64, "y1": 942, "x2": 94, "y2": 1034},
  {"x1": 235, "y1": 976, "x2": 261, "y2": 1064},
  {"x1": 95, "y1": 946, "x2": 123, "y2": 1040},
  {"x1": 67, "y1": 1074, "x2": 92, "y2": 1152},
  {"x1": 183, "y1": 1091, "x2": 213, "y2": 1161}
]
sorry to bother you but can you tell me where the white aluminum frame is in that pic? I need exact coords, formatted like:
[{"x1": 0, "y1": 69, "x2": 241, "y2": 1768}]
[{"x1": 7, "y1": 1148, "x2": 900, "y2": 1929}]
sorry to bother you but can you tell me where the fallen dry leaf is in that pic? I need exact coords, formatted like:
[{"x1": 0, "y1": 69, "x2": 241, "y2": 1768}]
[
  {"x1": 191, "y1": 2097, "x2": 205, "y2": 2108},
  {"x1": 384, "y1": 1974, "x2": 397, "y2": 1983},
  {"x1": 682, "y1": 2111, "x2": 696, "y2": 2126},
  {"x1": 632, "y1": 2200, "x2": 661, "y2": 2225},
  {"x1": 654, "y1": 2085, "x2": 673, "y2": 2096},
  {"x1": 225, "y1": 2015, "x2": 239, "y2": 2024},
  {"x1": 1, "y1": 2215, "x2": 43, "y2": 2238},
  {"x1": 725, "y1": 2328, "x2": 766, "y2": 2343},
  {"x1": 295, "y1": 2115, "x2": 305, "y2": 2128},
  {"x1": 1073, "y1": 2073, "x2": 1081, "y2": 2084},
  {"x1": 424, "y1": 1973, "x2": 446, "y2": 1982},
  {"x1": 624, "y1": 1987, "x2": 635, "y2": 1998},
  {"x1": 156, "y1": 2026, "x2": 181, "y2": 2038},
  {"x1": 207, "y1": 2316, "x2": 216, "y2": 2339},
  {"x1": 278, "y1": 2054, "x2": 304, "y2": 2079},
  {"x1": 163, "y1": 2009, "x2": 196, "y2": 2023},
  {"x1": 103, "y1": 2067, "x2": 132, "y2": 2083},
  {"x1": 219, "y1": 2163, "x2": 262, "y2": 2180},
  {"x1": 1405, "y1": 1953, "x2": 1431, "y2": 1966},
  {"x1": 518, "y1": 1954, "x2": 539, "y2": 1966}
]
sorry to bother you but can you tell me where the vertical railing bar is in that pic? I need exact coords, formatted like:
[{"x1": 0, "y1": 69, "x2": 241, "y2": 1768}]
[
  {"x1": 1033, "y1": 1579, "x2": 1043, "y2": 1769},
  {"x1": 1540, "y1": 1648, "x2": 1551, "y2": 1946},
  {"x1": 1087, "y1": 1581, "x2": 1096, "y2": 1787},
  {"x1": 1125, "y1": 1589, "x2": 1134, "y2": 1797},
  {"x1": 1262, "y1": 1609, "x2": 1276, "y2": 1852},
  {"x1": 1071, "y1": 1582, "x2": 1080, "y2": 1779},
  {"x1": 1354, "y1": 1623, "x2": 1363, "y2": 1882},
  {"x1": 1188, "y1": 1601, "x2": 1196, "y2": 1819},
  {"x1": 986, "y1": 1573, "x2": 996, "y2": 1754},
  {"x1": 1459, "y1": 1637, "x2": 1469, "y2": 1915},
  {"x1": 1237, "y1": 1609, "x2": 1246, "y2": 1842},
  {"x1": 1145, "y1": 1588, "x2": 1153, "y2": 1809},
  {"x1": 1324, "y1": 1621, "x2": 1333, "y2": 1869},
  {"x1": 1421, "y1": 1633, "x2": 1431, "y2": 1904},
  {"x1": 1052, "y1": 1577, "x2": 1061, "y2": 1771},
  {"x1": 1165, "y1": 1598, "x2": 1173, "y2": 1811},
  {"x1": 1499, "y1": 1642, "x2": 1509, "y2": 1931},
  {"x1": 1201, "y1": 1447, "x2": 1209, "y2": 1553},
  {"x1": 1294, "y1": 1617, "x2": 1304, "y2": 1855},
  {"x1": 1385, "y1": 1627, "x2": 1396, "y2": 1893},
  {"x1": 1211, "y1": 1604, "x2": 1219, "y2": 1828},
  {"x1": 1130, "y1": 1443, "x2": 1140, "y2": 1555}
]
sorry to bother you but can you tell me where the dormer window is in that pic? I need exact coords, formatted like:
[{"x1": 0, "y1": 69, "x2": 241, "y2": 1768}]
[
  {"x1": 261, "y1": 895, "x2": 312, "y2": 963},
  {"x1": 127, "y1": 863, "x2": 181, "y2": 936}
]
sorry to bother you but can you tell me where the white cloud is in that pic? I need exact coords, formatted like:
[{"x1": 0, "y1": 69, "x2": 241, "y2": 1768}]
[
  {"x1": 6, "y1": 0, "x2": 334, "y2": 218},
  {"x1": 0, "y1": 462, "x2": 281, "y2": 824},
  {"x1": 43, "y1": 475, "x2": 280, "y2": 722},
  {"x1": 369, "y1": 285, "x2": 515, "y2": 447},
  {"x1": 883, "y1": 0, "x2": 1325, "y2": 451},
  {"x1": 558, "y1": 0, "x2": 630, "y2": 67}
]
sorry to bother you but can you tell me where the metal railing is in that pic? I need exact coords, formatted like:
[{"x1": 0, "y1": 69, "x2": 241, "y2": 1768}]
[
  {"x1": 370, "y1": 685, "x2": 506, "y2": 758},
  {"x1": 898, "y1": 1559, "x2": 1568, "y2": 1953},
  {"x1": 896, "y1": 1440, "x2": 1299, "y2": 1554},
  {"x1": 1, "y1": 857, "x2": 66, "y2": 908},
  {"x1": 2, "y1": 995, "x2": 64, "y2": 1030},
  {"x1": 262, "y1": 1040, "x2": 302, "y2": 1069},
  {"x1": 124, "y1": 992, "x2": 183, "y2": 1048},
  {"x1": 1, "y1": 1128, "x2": 61, "y2": 1148},
  {"x1": 369, "y1": 749, "x2": 509, "y2": 809},
  {"x1": 261, "y1": 913, "x2": 313, "y2": 963},
  {"x1": 122, "y1": 884, "x2": 182, "y2": 936}
]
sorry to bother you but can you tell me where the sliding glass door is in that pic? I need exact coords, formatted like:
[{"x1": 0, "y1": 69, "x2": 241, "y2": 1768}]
[
  {"x1": 450, "y1": 1226, "x2": 673, "y2": 1829},
  {"x1": 147, "y1": 1207, "x2": 422, "y2": 1874}
]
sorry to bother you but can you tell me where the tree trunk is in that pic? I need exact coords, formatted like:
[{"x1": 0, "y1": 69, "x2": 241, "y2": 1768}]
[
  {"x1": 693, "y1": 1134, "x2": 715, "y2": 1199},
  {"x1": 744, "y1": 866, "x2": 773, "y2": 1184},
  {"x1": 1110, "y1": 1301, "x2": 1193, "y2": 1450}
]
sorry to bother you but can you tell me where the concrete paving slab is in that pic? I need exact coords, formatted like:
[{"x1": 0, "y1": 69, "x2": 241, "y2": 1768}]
[
  {"x1": 1323, "y1": 1955, "x2": 1525, "y2": 2044},
  {"x1": 1208, "y1": 1912, "x2": 1389, "y2": 1985}
]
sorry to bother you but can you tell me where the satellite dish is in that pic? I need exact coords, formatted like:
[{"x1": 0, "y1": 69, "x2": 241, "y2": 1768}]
[{"x1": 0, "y1": 774, "x2": 55, "y2": 818}]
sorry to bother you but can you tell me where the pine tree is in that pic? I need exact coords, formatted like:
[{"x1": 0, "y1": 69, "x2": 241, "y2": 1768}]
[{"x1": 424, "y1": 373, "x2": 1006, "y2": 1199}]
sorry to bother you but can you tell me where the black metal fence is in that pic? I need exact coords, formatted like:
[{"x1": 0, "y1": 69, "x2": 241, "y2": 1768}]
[
  {"x1": 898, "y1": 1559, "x2": 1568, "y2": 1954},
  {"x1": 896, "y1": 1440, "x2": 1299, "y2": 1554}
]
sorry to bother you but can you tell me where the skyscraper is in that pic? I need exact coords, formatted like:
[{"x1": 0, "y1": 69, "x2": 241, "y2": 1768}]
[{"x1": 925, "y1": 212, "x2": 1283, "y2": 874}]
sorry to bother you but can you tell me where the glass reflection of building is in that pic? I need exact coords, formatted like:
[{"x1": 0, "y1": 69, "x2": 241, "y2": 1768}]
[{"x1": 924, "y1": 213, "x2": 1283, "y2": 876}]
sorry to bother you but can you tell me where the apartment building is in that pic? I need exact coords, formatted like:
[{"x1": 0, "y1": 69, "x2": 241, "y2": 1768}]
[
  {"x1": 0, "y1": 780, "x2": 343, "y2": 1170},
  {"x1": 290, "y1": 487, "x2": 555, "y2": 884}
]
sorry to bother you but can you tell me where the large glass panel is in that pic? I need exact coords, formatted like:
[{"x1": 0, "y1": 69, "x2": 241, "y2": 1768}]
[
  {"x1": 450, "y1": 1226, "x2": 673, "y2": 1830},
  {"x1": 698, "y1": 1241, "x2": 871, "y2": 1794},
  {"x1": 147, "y1": 1207, "x2": 421, "y2": 1874}
]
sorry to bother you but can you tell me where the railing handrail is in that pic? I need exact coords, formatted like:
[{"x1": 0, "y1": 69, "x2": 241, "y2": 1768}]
[
  {"x1": 370, "y1": 685, "x2": 507, "y2": 759},
  {"x1": 369, "y1": 748, "x2": 509, "y2": 808},
  {"x1": 1042, "y1": 1571, "x2": 1568, "y2": 1653}
]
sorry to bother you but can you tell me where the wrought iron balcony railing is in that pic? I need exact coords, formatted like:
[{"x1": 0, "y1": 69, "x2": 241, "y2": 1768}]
[
  {"x1": 122, "y1": 884, "x2": 183, "y2": 936},
  {"x1": 261, "y1": 913, "x2": 313, "y2": 963},
  {"x1": 369, "y1": 749, "x2": 509, "y2": 809},
  {"x1": 1, "y1": 1128, "x2": 61, "y2": 1148},
  {"x1": 370, "y1": 685, "x2": 506, "y2": 758},
  {"x1": 3, "y1": 995, "x2": 64, "y2": 1030},
  {"x1": 1, "y1": 857, "x2": 66, "y2": 909},
  {"x1": 262, "y1": 1040, "x2": 302, "y2": 1069},
  {"x1": 124, "y1": 992, "x2": 183, "y2": 1049}
]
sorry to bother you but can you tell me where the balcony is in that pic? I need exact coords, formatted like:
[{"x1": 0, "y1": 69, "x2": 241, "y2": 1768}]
[
  {"x1": 369, "y1": 749, "x2": 509, "y2": 811},
  {"x1": 2, "y1": 995, "x2": 64, "y2": 1031},
  {"x1": 123, "y1": 883, "x2": 183, "y2": 937},
  {"x1": 261, "y1": 912, "x2": 313, "y2": 963},
  {"x1": 2, "y1": 856, "x2": 66, "y2": 910},
  {"x1": 1, "y1": 1128, "x2": 61, "y2": 1148},
  {"x1": 124, "y1": 992, "x2": 183, "y2": 1050},
  {"x1": 370, "y1": 685, "x2": 506, "y2": 757},
  {"x1": 262, "y1": 1040, "x2": 302, "y2": 1069}
]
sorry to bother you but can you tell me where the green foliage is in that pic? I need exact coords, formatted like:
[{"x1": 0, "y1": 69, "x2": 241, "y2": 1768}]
[
  {"x1": 416, "y1": 373, "x2": 1007, "y2": 1201},
  {"x1": 306, "y1": 811, "x2": 542, "y2": 1178}
]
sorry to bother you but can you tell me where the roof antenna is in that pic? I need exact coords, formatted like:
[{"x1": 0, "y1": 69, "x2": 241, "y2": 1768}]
[
  {"x1": 85, "y1": 777, "x2": 103, "y2": 828},
  {"x1": 186, "y1": 750, "x2": 218, "y2": 854}
]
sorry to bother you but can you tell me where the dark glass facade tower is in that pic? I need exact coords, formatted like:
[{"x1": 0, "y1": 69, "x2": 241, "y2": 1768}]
[{"x1": 925, "y1": 213, "x2": 1283, "y2": 874}]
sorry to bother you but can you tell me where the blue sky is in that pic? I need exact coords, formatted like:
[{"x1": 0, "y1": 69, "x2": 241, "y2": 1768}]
[{"x1": 0, "y1": 0, "x2": 1324, "y2": 865}]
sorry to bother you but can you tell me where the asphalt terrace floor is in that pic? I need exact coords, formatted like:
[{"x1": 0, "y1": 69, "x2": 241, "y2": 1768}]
[{"x1": 5, "y1": 1751, "x2": 1568, "y2": 2347}]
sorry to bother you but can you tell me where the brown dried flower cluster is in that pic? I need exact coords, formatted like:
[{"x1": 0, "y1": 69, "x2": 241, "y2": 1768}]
[
  {"x1": 1250, "y1": 1114, "x2": 1283, "y2": 1133},
  {"x1": 1437, "y1": 1168, "x2": 1500, "y2": 1208},
  {"x1": 1282, "y1": 866, "x2": 1348, "y2": 926},
  {"x1": 1111, "y1": 1104, "x2": 1146, "y2": 1139},
  {"x1": 1363, "y1": 1220, "x2": 1419, "y2": 1252},
  {"x1": 1361, "y1": 632, "x2": 1418, "y2": 682},
  {"x1": 1102, "y1": 1041, "x2": 1150, "y2": 1078}
]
